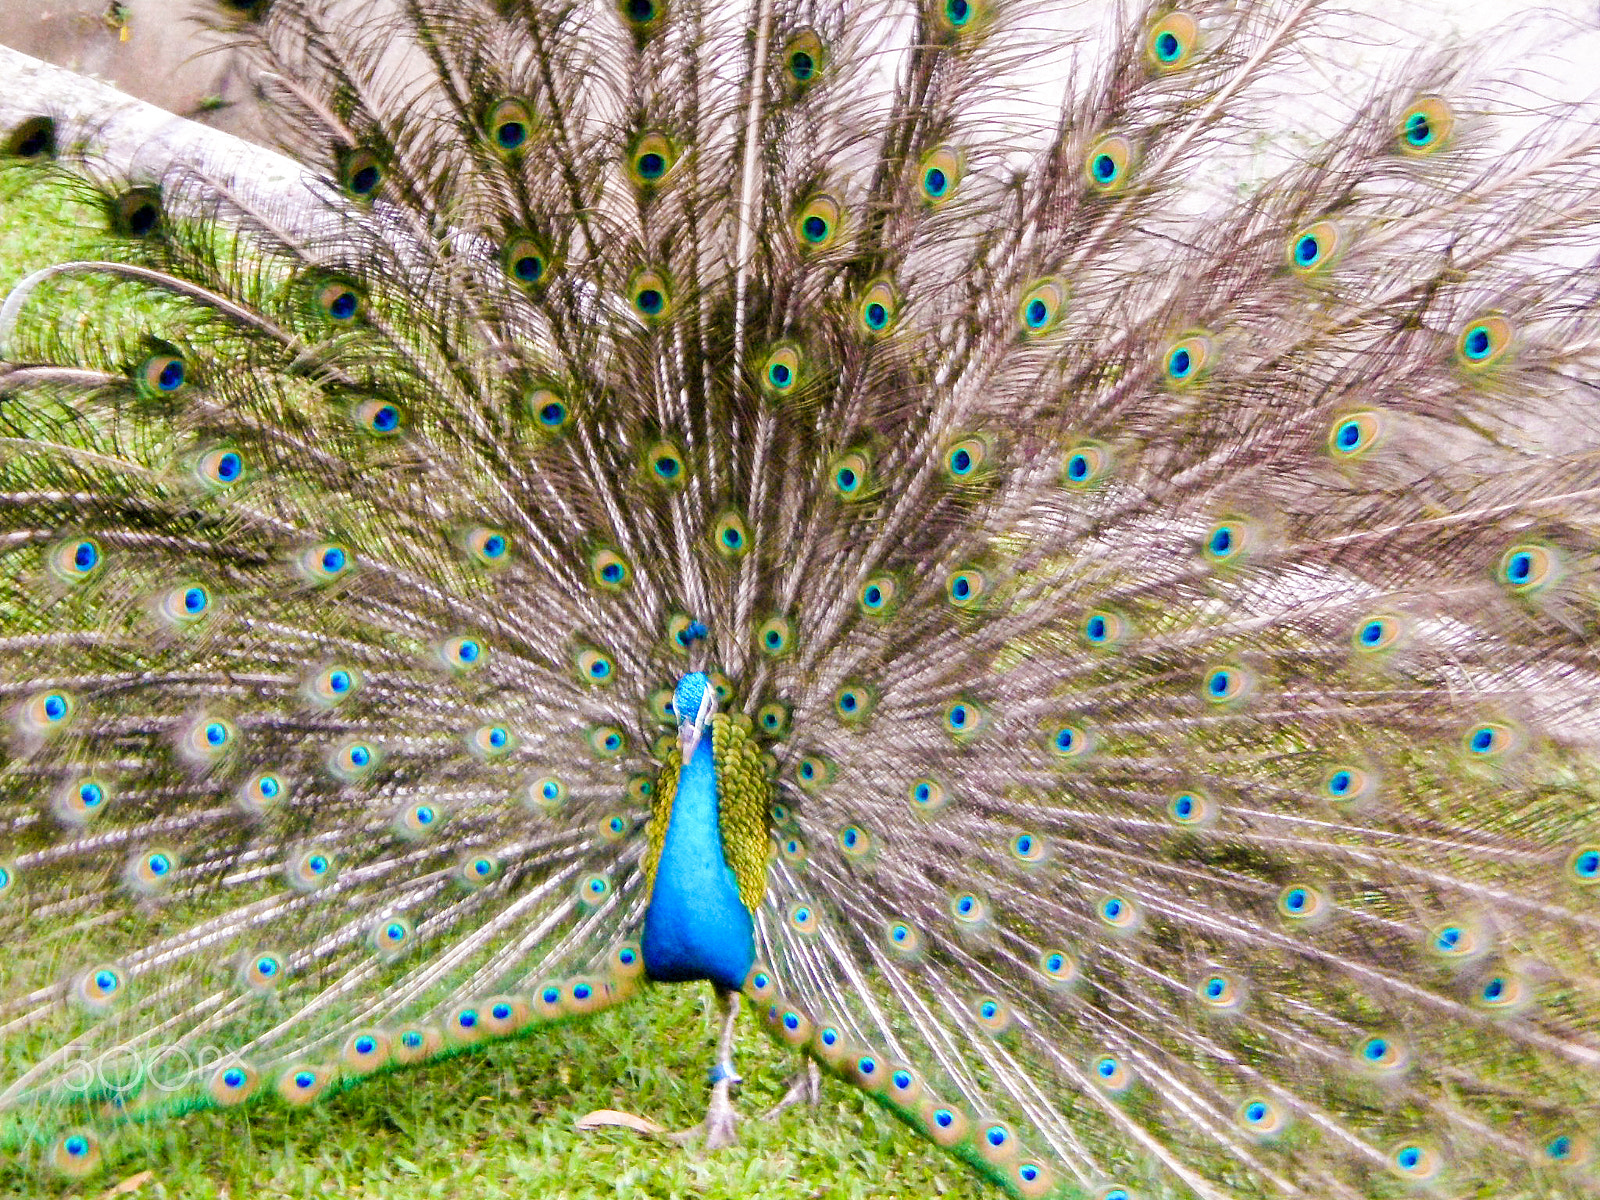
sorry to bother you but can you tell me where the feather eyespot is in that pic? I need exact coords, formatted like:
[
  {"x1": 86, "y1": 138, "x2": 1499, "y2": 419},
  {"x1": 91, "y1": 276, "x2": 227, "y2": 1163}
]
[
  {"x1": 1321, "y1": 765, "x2": 1376, "y2": 804},
  {"x1": 1328, "y1": 410, "x2": 1384, "y2": 458},
  {"x1": 138, "y1": 352, "x2": 187, "y2": 396},
  {"x1": 1202, "y1": 664, "x2": 1255, "y2": 704},
  {"x1": 1201, "y1": 519, "x2": 1252, "y2": 564},
  {"x1": 856, "y1": 279, "x2": 899, "y2": 335},
  {"x1": 526, "y1": 385, "x2": 572, "y2": 433},
  {"x1": 1090, "y1": 1053, "x2": 1132, "y2": 1093},
  {"x1": 1168, "y1": 789, "x2": 1214, "y2": 826},
  {"x1": 239, "y1": 951, "x2": 287, "y2": 994},
  {"x1": 49, "y1": 536, "x2": 103, "y2": 583},
  {"x1": 528, "y1": 775, "x2": 567, "y2": 811},
  {"x1": 908, "y1": 777, "x2": 950, "y2": 815},
  {"x1": 945, "y1": 567, "x2": 987, "y2": 608},
  {"x1": 794, "y1": 194, "x2": 843, "y2": 251},
  {"x1": 368, "y1": 916, "x2": 416, "y2": 961},
  {"x1": 575, "y1": 648, "x2": 616, "y2": 685},
  {"x1": 284, "y1": 846, "x2": 336, "y2": 891},
  {"x1": 935, "y1": 0, "x2": 983, "y2": 36},
  {"x1": 1388, "y1": 1143, "x2": 1441, "y2": 1182},
  {"x1": 156, "y1": 582, "x2": 212, "y2": 629},
  {"x1": 1147, "y1": 11, "x2": 1198, "y2": 72},
  {"x1": 1456, "y1": 314, "x2": 1512, "y2": 369},
  {"x1": 483, "y1": 98, "x2": 534, "y2": 155},
  {"x1": 463, "y1": 526, "x2": 509, "y2": 566},
  {"x1": 830, "y1": 450, "x2": 873, "y2": 500},
  {"x1": 209, "y1": 1063, "x2": 260, "y2": 1107},
  {"x1": 339, "y1": 149, "x2": 383, "y2": 199},
  {"x1": 1567, "y1": 845, "x2": 1600, "y2": 885},
  {"x1": 50, "y1": 1130, "x2": 102, "y2": 1178},
  {"x1": 857, "y1": 572, "x2": 900, "y2": 616},
  {"x1": 469, "y1": 723, "x2": 516, "y2": 759},
  {"x1": 755, "y1": 701, "x2": 790, "y2": 735},
  {"x1": 1097, "y1": 894, "x2": 1140, "y2": 933},
  {"x1": 628, "y1": 269, "x2": 672, "y2": 321},
  {"x1": 1163, "y1": 331, "x2": 1212, "y2": 385},
  {"x1": 1038, "y1": 948, "x2": 1078, "y2": 986},
  {"x1": 313, "y1": 278, "x2": 363, "y2": 322},
  {"x1": 950, "y1": 890, "x2": 990, "y2": 930},
  {"x1": 503, "y1": 236, "x2": 553, "y2": 290},
  {"x1": 586, "y1": 725, "x2": 627, "y2": 758},
  {"x1": 1354, "y1": 1033, "x2": 1409, "y2": 1076},
  {"x1": 1085, "y1": 135, "x2": 1132, "y2": 193},
  {"x1": 1018, "y1": 279, "x2": 1066, "y2": 335},
  {"x1": 1463, "y1": 720, "x2": 1518, "y2": 759},
  {"x1": 54, "y1": 778, "x2": 110, "y2": 827},
  {"x1": 1081, "y1": 608, "x2": 1128, "y2": 647},
  {"x1": 112, "y1": 187, "x2": 162, "y2": 238},
  {"x1": 1277, "y1": 883, "x2": 1328, "y2": 923},
  {"x1": 1288, "y1": 220, "x2": 1341, "y2": 275},
  {"x1": 796, "y1": 754, "x2": 834, "y2": 791},
  {"x1": 438, "y1": 635, "x2": 485, "y2": 671},
  {"x1": 230, "y1": 771, "x2": 283, "y2": 818},
  {"x1": 783, "y1": 31, "x2": 825, "y2": 85},
  {"x1": 5, "y1": 116, "x2": 54, "y2": 159},
  {"x1": 646, "y1": 440, "x2": 687, "y2": 485},
  {"x1": 618, "y1": 0, "x2": 664, "y2": 32},
  {"x1": 712, "y1": 510, "x2": 751, "y2": 557},
  {"x1": 919, "y1": 146, "x2": 962, "y2": 205},
  {"x1": 352, "y1": 398, "x2": 403, "y2": 436},
  {"x1": 577, "y1": 873, "x2": 613, "y2": 906},
  {"x1": 943, "y1": 437, "x2": 988, "y2": 482},
  {"x1": 1237, "y1": 1098, "x2": 1287, "y2": 1140},
  {"x1": 628, "y1": 131, "x2": 679, "y2": 187},
  {"x1": 72, "y1": 963, "x2": 126, "y2": 1012},
  {"x1": 756, "y1": 614, "x2": 794, "y2": 657},
  {"x1": 194, "y1": 446, "x2": 244, "y2": 489},
  {"x1": 833, "y1": 683, "x2": 875, "y2": 723},
  {"x1": 1398, "y1": 96, "x2": 1453, "y2": 156},
  {"x1": 590, "y1": 547, "x2": 632, "y2": 589},
  {"x1": 328, "y1": 738, "x2": 380, "y2": 781},
  {"x1": 19, "y1": 688, "x2": 76, "y2": 737},
  {"x1": 1195, "y1": 971, "x2": 1246, "y2": 1013},
  {"x1": 762, "y1": 344, "x2": 801, "y2": 395},
  {"x1": 306, "y1": 664, "x2": 361, "y2": 707},
  {"x1": 298, "y1": 542, "x2": 353, "y2": 584},
  {"x1": 1062, "y1": 441, "x2": 1111, "y2": 487},
  {"x1": 942, "y1": 697, "x2": 987, "y2": 740},
  {"x1": 182, "y1": 714, "x2": 238, "y2": 764},
  {"x1": 1010, "y1": 832, "x2": 1047, "y2": 866},
  {"x1": 123, "y1": 848, "x2": 178, "y2": 896},
  {"x1": 1498, "y1": 543, "x2": 1557, "y2": 593}
]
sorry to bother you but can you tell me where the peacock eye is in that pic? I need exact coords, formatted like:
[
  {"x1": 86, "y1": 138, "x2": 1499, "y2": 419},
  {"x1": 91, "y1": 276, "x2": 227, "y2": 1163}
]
[
  {"x1": 1085, "y1": 135, "x2": 1132, "y2": 193},
  {"x1": 1146, "y1": 11, "x2": 1197, "y2": 71},
  {"x1": 1397, "y1": 96, "x2": 1453, "y2": 156}
]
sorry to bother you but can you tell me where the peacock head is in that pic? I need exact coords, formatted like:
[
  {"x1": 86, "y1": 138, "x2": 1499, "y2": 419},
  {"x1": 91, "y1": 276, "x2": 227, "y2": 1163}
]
[{"x1": 674, "y1": 671, "x2": 717, "y2": 759}]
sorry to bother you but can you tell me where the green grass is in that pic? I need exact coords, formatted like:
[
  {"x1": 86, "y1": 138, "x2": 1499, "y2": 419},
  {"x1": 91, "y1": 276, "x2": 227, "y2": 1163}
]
[{"x1": 0, "y1": 174, "x2": 996, "y2": 1200}]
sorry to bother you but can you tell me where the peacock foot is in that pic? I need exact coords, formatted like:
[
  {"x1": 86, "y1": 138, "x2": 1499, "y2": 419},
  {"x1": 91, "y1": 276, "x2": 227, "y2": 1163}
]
[
  {"x1": 669, "y1": 1074, "x2": 740, "y2": 1148},
  {"x1": 762, "y1": 1058, "x2": 822, "y2": 1121}
]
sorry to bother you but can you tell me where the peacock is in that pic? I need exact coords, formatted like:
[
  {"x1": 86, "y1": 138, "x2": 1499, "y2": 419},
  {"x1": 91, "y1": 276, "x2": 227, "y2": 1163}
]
[{"x1": 2, "y1": 0, "x2": 1600, "y2": 1195}]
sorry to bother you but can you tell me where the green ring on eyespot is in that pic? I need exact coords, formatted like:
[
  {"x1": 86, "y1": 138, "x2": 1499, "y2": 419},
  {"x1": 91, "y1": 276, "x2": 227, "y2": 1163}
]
[{"x1": 1154, "y1": 30, "x2": 1181, "y2": 61}]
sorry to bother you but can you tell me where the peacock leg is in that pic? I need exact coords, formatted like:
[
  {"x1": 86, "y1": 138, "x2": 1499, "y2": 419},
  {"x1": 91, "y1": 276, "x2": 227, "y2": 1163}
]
[
  {"x1": 671, "y1": 986, "x2": 742, "y2": 1149},
  {"x1": 761, "y1": 1058, "x2": 821, "y2": 1120}
]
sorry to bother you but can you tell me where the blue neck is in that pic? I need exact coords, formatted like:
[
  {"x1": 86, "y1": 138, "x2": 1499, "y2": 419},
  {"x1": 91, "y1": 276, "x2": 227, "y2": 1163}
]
[{"x1": 640, "y1": 737, "x2": 755, "y2": 991}]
